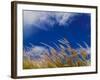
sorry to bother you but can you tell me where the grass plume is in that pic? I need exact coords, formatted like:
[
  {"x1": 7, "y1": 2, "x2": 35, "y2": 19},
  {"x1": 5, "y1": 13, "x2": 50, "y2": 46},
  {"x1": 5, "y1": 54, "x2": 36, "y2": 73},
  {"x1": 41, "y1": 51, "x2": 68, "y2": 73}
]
[{"x1": 23, "y1": 38, "x2": 91, "y2": 69}]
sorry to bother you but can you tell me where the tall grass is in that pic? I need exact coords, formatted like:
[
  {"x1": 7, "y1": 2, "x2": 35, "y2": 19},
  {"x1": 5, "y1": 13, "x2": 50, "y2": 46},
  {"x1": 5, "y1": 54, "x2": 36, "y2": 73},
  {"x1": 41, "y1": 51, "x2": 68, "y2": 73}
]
[{"x1": 23, "y1": 38, "x2": 91, "y2": 69}]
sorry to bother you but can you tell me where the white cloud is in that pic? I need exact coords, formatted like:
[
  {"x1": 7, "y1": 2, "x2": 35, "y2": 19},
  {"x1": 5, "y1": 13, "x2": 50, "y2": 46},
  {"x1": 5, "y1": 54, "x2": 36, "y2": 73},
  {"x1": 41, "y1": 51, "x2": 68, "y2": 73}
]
[
  {"x1": 24, "y1": 11, "x2": 39, "y2": 25},
  {"x1": 24, "y1": 11, "x2": 47, "y2": 30},
  {"x1": 23, "y1": 10, "x2": 77, "y2": 31},
  {"x1": 55, "y1": 13, "x2": 75, "y2": 26}
]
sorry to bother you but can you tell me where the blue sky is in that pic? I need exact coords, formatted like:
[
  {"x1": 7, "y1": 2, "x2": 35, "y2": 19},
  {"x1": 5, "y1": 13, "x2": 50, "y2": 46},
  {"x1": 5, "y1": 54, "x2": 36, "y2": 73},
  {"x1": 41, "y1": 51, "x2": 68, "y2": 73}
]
[{"x1": 23, "y1": 10, "x2": 91, "y2": 49}]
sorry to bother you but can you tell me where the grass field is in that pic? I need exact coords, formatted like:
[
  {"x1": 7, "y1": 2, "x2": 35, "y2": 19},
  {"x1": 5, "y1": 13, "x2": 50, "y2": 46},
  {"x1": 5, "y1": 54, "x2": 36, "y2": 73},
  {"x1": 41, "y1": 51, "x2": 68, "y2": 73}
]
[{"x1": 23, "y1": 39, "x2": 91, "y2": 69}]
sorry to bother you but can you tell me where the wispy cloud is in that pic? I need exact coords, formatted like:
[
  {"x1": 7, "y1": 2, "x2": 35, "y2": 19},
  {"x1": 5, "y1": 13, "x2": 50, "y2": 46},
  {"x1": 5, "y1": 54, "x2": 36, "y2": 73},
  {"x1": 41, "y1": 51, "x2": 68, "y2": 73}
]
[
  {"x1": 55, "y1": 12, "x2": 76, "y2": 26},
  {"x1": 23, "y1": 10, "x2": 77, "y2": 31}
]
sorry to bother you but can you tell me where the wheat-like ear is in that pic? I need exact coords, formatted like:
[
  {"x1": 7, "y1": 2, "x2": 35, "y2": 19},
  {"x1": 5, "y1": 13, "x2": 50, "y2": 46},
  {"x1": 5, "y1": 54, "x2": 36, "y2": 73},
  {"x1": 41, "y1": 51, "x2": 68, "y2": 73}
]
[
  {"x1": 58, "y1": 44, "x2": 65, "y2": 50},
  {"x1": 58, "y1": 38, "x2": 71, "y2": 48},
  {"x1": 58, "y1": 39, "x2": 66, "y2": 44},
  {"x1": 63, "y1": 38, "x2": 69, "y2": 44},
  {"x1": 52, "y1": 42, "x2": 60, "y2": 50},
  {"x1": 29, "y1": 43, "x2": 35, "y2": 48},
  {"x1": 83, "y1": 41, "x2": 89, "y2": 49},
  {"x1": 40, "y1": 42, "x2": 53, "y2": 49},
  {"x1": 77, "y1": 43, "x2": 84, "y2": 49}
]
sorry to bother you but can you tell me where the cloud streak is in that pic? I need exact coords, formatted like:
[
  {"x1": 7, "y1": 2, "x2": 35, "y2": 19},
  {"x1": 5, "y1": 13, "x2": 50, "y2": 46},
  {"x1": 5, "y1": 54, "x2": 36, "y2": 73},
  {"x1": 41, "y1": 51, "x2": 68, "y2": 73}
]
[{"x1": 23, "y1": 10, "x2": 78, "y2": 31}]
